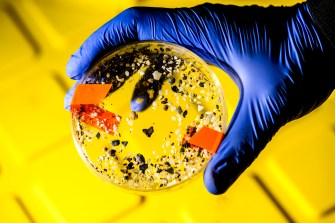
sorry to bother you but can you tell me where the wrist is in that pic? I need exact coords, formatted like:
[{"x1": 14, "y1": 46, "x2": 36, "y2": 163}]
[
  {"x1": 307, "y1": 0, "x2": 335, "y2": 48},
  {"x1": 305, "y1": 0, "x2": 335, "y2": 89}
]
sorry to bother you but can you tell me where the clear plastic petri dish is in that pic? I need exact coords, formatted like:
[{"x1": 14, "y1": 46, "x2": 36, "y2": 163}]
[{"x1": 70, "y1": 41, "x2": 227, "y2": 194}]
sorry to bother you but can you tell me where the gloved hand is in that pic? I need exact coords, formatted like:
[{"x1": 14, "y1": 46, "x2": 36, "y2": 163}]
[{"x1": 65, "y1": 2, "x2": 335, "y2": 194}]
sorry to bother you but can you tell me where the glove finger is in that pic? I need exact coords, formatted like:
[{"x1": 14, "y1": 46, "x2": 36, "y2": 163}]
[
  {"x1": 66, "y1": 5, "x2": 230, "y2": 81},
  {"x1": 204, "y1": 93, "x2": 283, "y2": 195},
  {"x1": 131, "y1": 72, "x2": 162, "y2": 112}
]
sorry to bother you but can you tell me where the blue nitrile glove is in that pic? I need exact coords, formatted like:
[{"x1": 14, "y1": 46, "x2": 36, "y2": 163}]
[{"x1": 65, "y1": 2, "x2": 335, "y2": 194}]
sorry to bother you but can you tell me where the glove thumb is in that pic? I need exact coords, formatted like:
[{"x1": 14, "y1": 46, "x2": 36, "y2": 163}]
[{"x1": 204, "y1": 90, "x2": 284, "y2": 194}]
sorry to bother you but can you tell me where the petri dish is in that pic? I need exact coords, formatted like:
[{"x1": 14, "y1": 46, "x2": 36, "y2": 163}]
[{"x1": 70, "y1": 41, "x2": 227, "y2": 194}]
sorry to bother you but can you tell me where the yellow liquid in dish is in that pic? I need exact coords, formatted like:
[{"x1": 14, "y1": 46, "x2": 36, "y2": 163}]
[{"x1": 71, "y1": 41, "x2": 227, "y2": 193}]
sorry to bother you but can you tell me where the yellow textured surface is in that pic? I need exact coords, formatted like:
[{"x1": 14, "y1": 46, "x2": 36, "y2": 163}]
[
  {"x1": 0, "y1": 196, "x2": 32, "y2": 223},
  {"x1": 0, "y1": 0, "x2": 334, "y2": 223},
  {"x1": 0, "y1": 9, "x2": 34, "y2": 73}
]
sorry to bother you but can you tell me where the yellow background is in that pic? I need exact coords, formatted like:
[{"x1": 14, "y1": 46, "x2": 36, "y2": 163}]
[{"x1": 0, "y1": 0, "x2": 334, "y2": 222}]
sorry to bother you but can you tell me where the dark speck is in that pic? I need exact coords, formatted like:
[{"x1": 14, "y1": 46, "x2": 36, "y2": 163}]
[
  {"x1": 109, "y1": 149, "x2": 116, "y2": 156},
  {"x1": 111, "y1": 140, "x2": 120, "y2": 146},
  {"x1": 161, "y1": 98, "x2": 168, "y2": 104},
  {"x1": 168, "y1": 77, "x2": 175, "y2": 84},
  {"x1": 96, "y1": 132, "x2": 101, "y2": 139},
  {"x1": 143, "y1": 126, "x2": 154, "y2": 137},
  {"x1": 182, "y1": 110, "x2": 188, "y2": 118},
  {"x1": 171, "y1": 85, "x2": 179, "y2": 93},
  {"x1": 135, "y1": 153, "x2": 145, "y2": 164},
  {"x1": 166, "y1": 167, "x2": 174, "y2": 174},
  {"x1": 139, "y1": 164, "x2": 148, "y2": 173},
  {"x1": 176, "y1": 106, "x2": 183, "y2": 114},
  {"x1": 127, "y1": 162, "x2": 134, "y2": 170}
]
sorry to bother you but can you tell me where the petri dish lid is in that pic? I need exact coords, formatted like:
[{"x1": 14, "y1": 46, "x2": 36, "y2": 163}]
[{"x1": 70, "y1": 41, "x2": 227, "y2": 194}]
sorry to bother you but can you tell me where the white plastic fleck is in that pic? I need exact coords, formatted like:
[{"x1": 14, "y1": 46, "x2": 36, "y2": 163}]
[{"x1": 152, "y1": 71, "x2": 162, "y2": 80}]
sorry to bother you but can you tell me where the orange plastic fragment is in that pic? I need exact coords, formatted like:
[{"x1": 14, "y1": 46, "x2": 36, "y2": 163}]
[
  {"x1": 189, "y1": 126, "x2": 224, "y2": 153},
  {"x1": 71, "y1": 84, "x2": 112, "y2": 105},
  {"x1": 71, "y1": 104, "x2": 121, "y2": 135}
]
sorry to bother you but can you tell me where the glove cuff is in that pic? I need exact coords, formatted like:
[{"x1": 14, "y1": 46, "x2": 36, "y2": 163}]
[{"x1": 307, "y1": 0, "x2": 335, "y2": 48}]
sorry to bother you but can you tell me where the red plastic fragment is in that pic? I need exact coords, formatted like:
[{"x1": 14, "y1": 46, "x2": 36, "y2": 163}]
[{"x1": 71, "y1": 104, "x2": 121, "y2": 135}]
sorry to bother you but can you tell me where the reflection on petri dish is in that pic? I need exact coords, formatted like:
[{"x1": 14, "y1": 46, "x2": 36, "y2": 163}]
[{"x1": 70, "y1": 41, "x2": 227, "y2": 193}]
